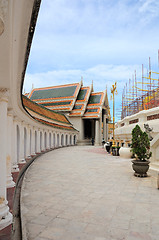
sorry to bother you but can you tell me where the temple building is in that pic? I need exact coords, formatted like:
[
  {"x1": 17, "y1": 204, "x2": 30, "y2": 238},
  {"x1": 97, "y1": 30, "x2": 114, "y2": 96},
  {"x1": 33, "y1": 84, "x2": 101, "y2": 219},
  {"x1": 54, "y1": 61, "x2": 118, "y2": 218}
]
[{"x1": 27, "y1": 80, "x2": 111, "y2": 145}]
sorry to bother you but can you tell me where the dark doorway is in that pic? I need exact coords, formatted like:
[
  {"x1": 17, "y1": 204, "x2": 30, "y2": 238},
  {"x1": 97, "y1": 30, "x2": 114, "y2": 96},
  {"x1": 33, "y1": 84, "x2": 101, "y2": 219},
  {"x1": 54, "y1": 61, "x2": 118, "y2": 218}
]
[{"x1": 84, "y1": 119, "x2": 95, "y2": 139}]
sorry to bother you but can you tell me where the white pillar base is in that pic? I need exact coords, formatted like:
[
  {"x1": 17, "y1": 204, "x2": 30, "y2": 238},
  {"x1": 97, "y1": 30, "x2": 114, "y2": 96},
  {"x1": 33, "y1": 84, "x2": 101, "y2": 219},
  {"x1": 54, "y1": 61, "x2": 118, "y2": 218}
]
[
  {"x1": 6, "y1": 176, "x2": 15, "y2": 188},
  {"x1": 0, "y1": 200, "x2": 12, "y2": 231},
  {"x1": 12, "y1": 164, "x2": 19, "y2": 172},
  {"x1": 31, "y1": 152, "x2": 36, "y2": 156},
  {"x1": 19, "y1": 158, "x2": 26, "y2": 164}
]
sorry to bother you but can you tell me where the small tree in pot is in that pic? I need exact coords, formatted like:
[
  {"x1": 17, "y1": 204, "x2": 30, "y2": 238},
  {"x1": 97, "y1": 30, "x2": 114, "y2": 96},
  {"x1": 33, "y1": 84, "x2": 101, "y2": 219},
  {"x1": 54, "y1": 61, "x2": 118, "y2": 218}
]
[{"x1": 131, "y1": 125, "x2": 152, "y2": 177}]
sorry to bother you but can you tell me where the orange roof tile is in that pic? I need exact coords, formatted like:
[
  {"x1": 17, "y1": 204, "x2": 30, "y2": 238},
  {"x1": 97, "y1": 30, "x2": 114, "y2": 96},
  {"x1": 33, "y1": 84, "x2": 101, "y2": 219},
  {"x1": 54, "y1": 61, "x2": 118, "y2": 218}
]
[{"x1": 22, "y1": 95, "x2": 77, "y2": 131}]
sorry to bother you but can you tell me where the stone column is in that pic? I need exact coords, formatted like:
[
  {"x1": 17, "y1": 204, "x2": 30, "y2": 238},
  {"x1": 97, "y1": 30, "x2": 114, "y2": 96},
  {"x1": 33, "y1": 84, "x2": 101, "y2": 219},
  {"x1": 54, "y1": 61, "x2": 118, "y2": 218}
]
[
  {"x1": 12, "y1": 118, "x2": 19, "y2": 172},
  {"x1": 80, "y1": 119, "x2": 84, "y2": 141},
  {"x1": 41, "y1": 131, "x2": 45, "y2": 151},
  {"x1": 106, "y1": 118, "x2": 108, "y2": 142},
  {"x1": 19, "y1": 122, "x2": 25, "y2": 163},
  {"x1": 95, "y1": 119, "x2": 100, "y2": 145},
  {"x1": 103, "y1": 115, "x2": 107, "y2": 141},
  {"x1": 6, "y1": 110, "x2": 15, "y2": 188},
  {"x1": 47, "y1": 131, "x2": 51, "y2": 149},
  {"x1": 43, "y1": 131, "x2": 46, "y2": 150},
  {"x1": 31, "y1": 128, "x2": 36, "y2": 156},
  {"x1": 0, "y1": 89, "x2": 12, "y2": 230},
  {"x1": 26, "y1": 126, "x2": 31, "y2": 158},
  {"x1": 99, "y1": 117, "x2": 102, "y2": 145},
  {"x1": 51, "y1": 132, "x2": 54, "y2": 148},
  {"x1": 70, "y1": 134, "x2": 73, "y2": 145},
  {"x1": 36, "y1": 129, "x2": 41, "y2": 153},
  {"x1": 55, "y1": 133, "x2": 57, "y2": 148},
  {"x1": 59, "y1": 133, "x2": 62, "y2": 147},
  {"x1": 63, "y1": 134, "x2": 65, "y2": 146}
]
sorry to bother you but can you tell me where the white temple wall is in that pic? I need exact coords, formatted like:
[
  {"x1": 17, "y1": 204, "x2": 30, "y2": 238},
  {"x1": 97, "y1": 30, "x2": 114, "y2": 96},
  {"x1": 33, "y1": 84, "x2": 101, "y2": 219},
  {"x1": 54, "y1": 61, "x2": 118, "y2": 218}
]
[
  {"x1": 68, "y1": 117, "x2": 82, "y2": 141},
  {"x1": 0, "y1": 0, "x2": 78, "y2": 231},
  {"x1": 115, "y1": 107, "x2": 159, "y2": 166}
]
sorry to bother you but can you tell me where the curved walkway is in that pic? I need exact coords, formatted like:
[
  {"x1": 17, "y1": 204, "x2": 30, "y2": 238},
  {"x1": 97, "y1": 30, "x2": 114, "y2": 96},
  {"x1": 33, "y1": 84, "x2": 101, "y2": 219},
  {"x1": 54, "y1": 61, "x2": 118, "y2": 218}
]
[{"x1": 21, "y1": 146, "x2": 159, "y2": 240}]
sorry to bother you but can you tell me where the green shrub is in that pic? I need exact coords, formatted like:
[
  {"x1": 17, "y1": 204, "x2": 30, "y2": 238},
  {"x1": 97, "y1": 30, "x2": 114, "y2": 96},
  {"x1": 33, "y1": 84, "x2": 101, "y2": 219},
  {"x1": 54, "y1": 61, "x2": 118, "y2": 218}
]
[{"x1": 131, "y1": 125, "x2": 152, "y2": 161}]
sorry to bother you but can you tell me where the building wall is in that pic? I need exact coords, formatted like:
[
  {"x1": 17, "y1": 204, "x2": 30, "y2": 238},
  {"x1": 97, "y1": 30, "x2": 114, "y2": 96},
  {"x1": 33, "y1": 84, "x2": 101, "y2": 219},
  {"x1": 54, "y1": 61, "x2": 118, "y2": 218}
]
[
  {"x1": 0, "y1": 0, "x2": 78, "y2": 232},
  {"x1": 68, "y1": 117, "x2": 82, "y2": 141},
  {"x1": 115, "y1": 107, "x2": 159, "y2": 165}
]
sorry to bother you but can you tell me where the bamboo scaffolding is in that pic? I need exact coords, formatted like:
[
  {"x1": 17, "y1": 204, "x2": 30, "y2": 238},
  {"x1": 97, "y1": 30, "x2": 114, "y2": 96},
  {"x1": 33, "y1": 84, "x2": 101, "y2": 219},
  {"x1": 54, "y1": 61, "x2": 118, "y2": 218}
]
[{"x1": 121, "y1": 50, "x2": 159, "y2": 119}]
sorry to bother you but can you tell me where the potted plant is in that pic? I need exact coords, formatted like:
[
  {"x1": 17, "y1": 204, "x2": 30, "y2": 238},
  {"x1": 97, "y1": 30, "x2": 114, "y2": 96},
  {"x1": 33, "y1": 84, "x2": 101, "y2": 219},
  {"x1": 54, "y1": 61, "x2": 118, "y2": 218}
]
[{"x1": 131, "y1": 125, "x2": 152, "y2": 177}]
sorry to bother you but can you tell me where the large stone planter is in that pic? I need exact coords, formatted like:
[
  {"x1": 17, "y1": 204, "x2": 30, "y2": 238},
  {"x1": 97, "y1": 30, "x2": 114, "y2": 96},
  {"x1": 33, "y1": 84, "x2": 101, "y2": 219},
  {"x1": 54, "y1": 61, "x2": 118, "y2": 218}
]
[
  {"x1": 119, "y1": 147, "x2": 132, "y2": 158},
  {"x1": 131, "y1": 160, "x2": 150, "y2": 177}
]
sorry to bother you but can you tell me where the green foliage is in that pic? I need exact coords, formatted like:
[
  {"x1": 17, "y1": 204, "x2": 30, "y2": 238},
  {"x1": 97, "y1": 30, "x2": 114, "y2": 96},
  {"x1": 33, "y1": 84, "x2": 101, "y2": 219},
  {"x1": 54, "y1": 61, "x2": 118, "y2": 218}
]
[{"x1": 131, "y1": 125, "x2": 152, "y2": 161}]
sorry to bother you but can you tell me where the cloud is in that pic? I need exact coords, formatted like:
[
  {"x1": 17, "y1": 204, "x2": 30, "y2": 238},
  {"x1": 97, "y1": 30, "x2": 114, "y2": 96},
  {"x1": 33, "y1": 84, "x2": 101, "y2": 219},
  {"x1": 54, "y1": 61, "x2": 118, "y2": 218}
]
[
  {"x1": 28, "y1": 0, "x2": 159, "y2": 75},
  {"x1": 25, "y1": 0, "x2": 159, "y2": 121},
  {"x1": 24, "y1": 64, "x2": 143, "y2": 121},
  {"x1": 24, "y1": 64, "x2": 142, "y2": 100}
]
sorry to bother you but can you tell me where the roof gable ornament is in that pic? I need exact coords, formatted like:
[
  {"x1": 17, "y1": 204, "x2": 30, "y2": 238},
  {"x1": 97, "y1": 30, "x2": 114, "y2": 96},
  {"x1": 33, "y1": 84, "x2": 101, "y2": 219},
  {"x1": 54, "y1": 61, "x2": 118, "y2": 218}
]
[
  {"x1": 81, "y1": 76, "x2": 83, "y2": 86},
  {"x1": 91, "y1": 80, "x2": 94, "y2": 92}
]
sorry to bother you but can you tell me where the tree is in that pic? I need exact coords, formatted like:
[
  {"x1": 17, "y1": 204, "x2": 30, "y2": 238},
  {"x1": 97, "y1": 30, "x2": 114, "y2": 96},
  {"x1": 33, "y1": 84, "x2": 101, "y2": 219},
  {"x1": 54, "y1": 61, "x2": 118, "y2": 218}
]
[{"x1": 131, "y1": 125, "x2": 152, "y2": 161}]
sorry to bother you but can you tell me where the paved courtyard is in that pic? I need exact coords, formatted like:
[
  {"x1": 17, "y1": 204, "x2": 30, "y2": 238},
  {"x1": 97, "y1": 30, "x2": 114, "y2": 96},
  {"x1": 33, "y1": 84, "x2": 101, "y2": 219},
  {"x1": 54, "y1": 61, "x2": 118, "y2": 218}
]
[{"x1": 21, "y1": 146, "x2": 159, "y2": 240}]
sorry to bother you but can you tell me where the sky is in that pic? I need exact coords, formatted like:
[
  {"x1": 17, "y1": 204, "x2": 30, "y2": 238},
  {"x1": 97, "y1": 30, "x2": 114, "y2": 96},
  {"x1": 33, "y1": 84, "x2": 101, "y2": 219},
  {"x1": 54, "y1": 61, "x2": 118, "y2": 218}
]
[{"x1": 24, "y1": 0, "x2": 159, "y2": 121}]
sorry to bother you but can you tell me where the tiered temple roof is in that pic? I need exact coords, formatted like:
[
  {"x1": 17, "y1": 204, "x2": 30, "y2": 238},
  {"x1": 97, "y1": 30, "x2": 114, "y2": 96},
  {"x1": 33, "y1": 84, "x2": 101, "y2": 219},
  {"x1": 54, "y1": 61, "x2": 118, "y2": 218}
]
[
  {"x1": 28, "y1": 82, "x2": 81, "y2": 112},
  {"x1": 22, "y1": 95, "x2": 76, "y2": 131},
  {"x1": 69, "y1": 86, "x2": 92, "y2": 116},
  {"x1": 27, "y1": 81, "x2": 110, "y2": 120},
  {"x1": 83, "y1": 92, "x2": 106, "y2": 119}
]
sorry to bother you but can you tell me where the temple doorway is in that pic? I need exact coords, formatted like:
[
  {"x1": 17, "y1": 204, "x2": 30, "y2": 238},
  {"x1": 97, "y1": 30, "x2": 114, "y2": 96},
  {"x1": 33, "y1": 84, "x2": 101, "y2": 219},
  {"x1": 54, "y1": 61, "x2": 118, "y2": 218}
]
[{"x1": 84, "y1": 119, "x2": 95, "y2": 139}]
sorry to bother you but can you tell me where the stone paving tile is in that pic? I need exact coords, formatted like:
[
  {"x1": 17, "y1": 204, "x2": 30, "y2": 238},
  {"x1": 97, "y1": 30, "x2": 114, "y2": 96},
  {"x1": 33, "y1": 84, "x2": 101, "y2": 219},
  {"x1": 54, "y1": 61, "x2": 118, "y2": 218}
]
[
  {"x1": 25, "y1": 222, "x2": 46, "y2": 239},
  {"x1": 21, "y1": 146, "x2": 159, "y2": 240}
]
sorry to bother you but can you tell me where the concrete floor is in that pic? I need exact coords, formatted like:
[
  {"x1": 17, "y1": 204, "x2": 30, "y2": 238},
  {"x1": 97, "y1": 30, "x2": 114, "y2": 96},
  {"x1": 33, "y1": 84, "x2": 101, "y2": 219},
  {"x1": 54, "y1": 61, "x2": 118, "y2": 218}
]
[{"x1": 21, "y1": 146, "x2": 159, "y2": 240}]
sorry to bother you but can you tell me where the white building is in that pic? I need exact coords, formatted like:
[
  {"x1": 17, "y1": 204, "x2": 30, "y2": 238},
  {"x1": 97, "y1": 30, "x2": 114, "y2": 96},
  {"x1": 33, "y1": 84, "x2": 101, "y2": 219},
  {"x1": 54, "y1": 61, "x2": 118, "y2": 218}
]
[{"x1": 0, "y1": 0, "x2": 78, "y2": 234}]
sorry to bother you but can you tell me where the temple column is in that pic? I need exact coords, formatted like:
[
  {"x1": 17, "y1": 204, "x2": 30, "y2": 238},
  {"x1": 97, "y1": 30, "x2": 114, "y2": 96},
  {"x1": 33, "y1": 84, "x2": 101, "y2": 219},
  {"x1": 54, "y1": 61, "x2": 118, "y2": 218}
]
[
  {"x1": 80, "y1": 119, "x2": 84, "y2": 141},
  {"x1": 46, "y1": 131, "x2": 50, "y2": 149},
  {"x1": 103, "y1": 115, "x2": 107, "y2": 141},
  {"x1": 6, "y1": 110, "x2": 15, "y2": 188},
  {"x1": 59, "y1": 133, "x2": 62, "y2": 147},
  {"x1": 100, "y1": 117, "x2": 102, "y2": 145},
  {"x1": 41, "y1": 131, "x2": 45, "y2": 151},
  {"x1": 19, "y1": 122, "x2": 25, "y2": 163},
  {"x1": 43, "y1": 131, "x2": 46, "y2": 150},
  {"x1": 95, "y1": 119, "x2": 100, "y2": 145},
  {"x1": 36, "y1": 129, "x2": 41, "y2": 153},
  {"x1": 106, "y1": 118, "x2": 108, "y2": 142},
  {"x1": 51, "y1": 132, "x2": 54, "y2": 148},
  {"x1": 12, "y1": 118, "x2": 19, "y2": 172},
  {"x1": 31, "y1": 128, "x2": 36, "y2": 155},
  {"x1": 0, "y1": 89, "x2": 12, "y2": 230},
  {"x1": 48, "y1": 132, "x2": 51, "y2": 149},
  {"x1": 26, "y1": 126, "x2": 31, "y2": 158}
]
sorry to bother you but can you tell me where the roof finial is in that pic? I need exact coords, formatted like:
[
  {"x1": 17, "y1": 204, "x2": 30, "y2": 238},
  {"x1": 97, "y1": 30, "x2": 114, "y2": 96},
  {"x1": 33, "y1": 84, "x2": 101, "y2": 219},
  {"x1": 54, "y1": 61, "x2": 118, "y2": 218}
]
[
  {"x1": 81, "y1": 76, "x2": 83, "y2": 86},
  {"x1": 91, "y1": 80, "x2": 94, "y2": 92},
  {"x1": 32, "y1": 83, "x2": 34, "y2": 90},
  {"x1": 106, "y1": 84, "x2": 107, "y2": 92}
]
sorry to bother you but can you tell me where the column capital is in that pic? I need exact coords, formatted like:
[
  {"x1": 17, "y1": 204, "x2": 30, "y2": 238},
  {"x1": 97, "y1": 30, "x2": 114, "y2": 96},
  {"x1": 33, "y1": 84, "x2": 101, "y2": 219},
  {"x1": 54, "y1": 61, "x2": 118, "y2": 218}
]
[
  {"x1": 13, "y1": 116, "x2": 19, "y2": 122},
  {"x1": 7, "y1": 108, "x2": 13, "y2": 117},
  {"x1": 0, "y1": 88, "x2": 9, "y2": 102}
]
